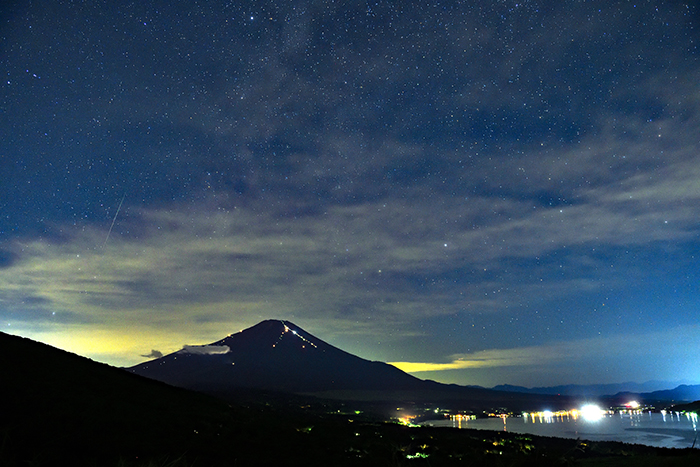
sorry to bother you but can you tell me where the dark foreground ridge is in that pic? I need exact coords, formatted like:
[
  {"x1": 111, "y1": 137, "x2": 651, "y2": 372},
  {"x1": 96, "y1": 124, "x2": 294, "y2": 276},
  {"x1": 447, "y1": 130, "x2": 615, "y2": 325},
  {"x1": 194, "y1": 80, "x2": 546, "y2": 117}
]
[
  {"x1": 128, "y1": 319, "x2": 571, "y2": 411},
  {"x1": 4, "y1": 328, "x2": 700, "y2": 466}
]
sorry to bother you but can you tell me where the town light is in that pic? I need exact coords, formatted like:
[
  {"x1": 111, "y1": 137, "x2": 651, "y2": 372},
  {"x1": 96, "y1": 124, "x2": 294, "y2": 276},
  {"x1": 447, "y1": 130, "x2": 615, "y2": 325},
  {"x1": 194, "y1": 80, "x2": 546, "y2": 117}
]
[{"x1": 580, "y1": 404, "x2": 605, "y2": 422}]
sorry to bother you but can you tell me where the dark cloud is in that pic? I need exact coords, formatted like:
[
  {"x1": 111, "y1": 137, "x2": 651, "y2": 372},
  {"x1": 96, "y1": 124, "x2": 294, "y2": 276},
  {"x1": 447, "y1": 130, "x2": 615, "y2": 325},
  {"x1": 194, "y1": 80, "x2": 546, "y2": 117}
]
[
  {"x1": 0, "y1": 250, "x2": 17, "y2": 268},
  {"x1": 141, "y1": 349, "x2": 163, "y2": 359}
]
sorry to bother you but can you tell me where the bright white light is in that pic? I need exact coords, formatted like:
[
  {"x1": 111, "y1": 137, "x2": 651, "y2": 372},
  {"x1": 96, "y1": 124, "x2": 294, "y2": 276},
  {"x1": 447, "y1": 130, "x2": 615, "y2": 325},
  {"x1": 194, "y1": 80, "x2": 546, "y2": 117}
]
[
  {"x1": 541, "y1": 411, "x2": 553, "y2": 423},
  {"x1": 580, "y1": 404, "x2": 605, "y2": 422}
]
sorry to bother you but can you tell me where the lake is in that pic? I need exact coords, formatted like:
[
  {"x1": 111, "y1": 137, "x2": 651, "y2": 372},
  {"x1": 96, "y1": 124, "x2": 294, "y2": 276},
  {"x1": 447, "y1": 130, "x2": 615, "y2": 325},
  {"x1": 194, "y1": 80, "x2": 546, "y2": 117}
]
[{"x1": 422, "y1": 411, "x2": 699, "y2": 449}]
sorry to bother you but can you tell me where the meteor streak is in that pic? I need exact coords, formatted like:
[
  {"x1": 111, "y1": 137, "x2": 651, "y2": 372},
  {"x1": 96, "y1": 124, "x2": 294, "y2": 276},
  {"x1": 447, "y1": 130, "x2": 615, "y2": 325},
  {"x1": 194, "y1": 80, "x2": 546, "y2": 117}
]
[{"x1": 102, "y1": 193, "x2": 126, "y2": 248}]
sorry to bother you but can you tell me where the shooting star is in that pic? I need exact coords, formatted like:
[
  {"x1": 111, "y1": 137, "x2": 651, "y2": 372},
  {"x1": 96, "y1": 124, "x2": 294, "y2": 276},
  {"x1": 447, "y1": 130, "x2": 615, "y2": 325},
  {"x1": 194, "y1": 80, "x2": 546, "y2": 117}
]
[{"x1": 102, "y1": 193, "x2": 126, "y2": 249}]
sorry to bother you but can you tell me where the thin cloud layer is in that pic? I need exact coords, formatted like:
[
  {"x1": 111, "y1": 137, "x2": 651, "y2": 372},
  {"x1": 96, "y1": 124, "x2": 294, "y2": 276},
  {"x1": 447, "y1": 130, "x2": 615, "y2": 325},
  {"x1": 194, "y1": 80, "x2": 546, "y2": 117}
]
[
  {"x1": 180, "y1": 345, "x2": 231, "y2": 355},
  {"x1": 391, "y1": 326, "x2": 700, "y2": 387}
]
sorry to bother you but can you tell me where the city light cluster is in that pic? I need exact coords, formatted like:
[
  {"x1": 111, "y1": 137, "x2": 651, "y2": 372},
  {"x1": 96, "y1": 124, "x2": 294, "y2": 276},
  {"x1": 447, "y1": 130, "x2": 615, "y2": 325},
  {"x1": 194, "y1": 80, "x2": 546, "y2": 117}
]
[
  {"x1": 660, "y1": 410, "x2": 698, "y2": 427},
  {"x1": 523, "y1": 404, "x2": 608, "y2": 423},
  {"x1": 580, "y1": 404, "x2": 606, "y2": 421},
  {"x1": 450, "y1": 414, "x2": 477, "y2": 421},
  {"x1": 450, "y1": 413, "x2": 477, "y2": 429},
  {"x1": 397, "y1": 415, "x2": 419, "y2": 426}
]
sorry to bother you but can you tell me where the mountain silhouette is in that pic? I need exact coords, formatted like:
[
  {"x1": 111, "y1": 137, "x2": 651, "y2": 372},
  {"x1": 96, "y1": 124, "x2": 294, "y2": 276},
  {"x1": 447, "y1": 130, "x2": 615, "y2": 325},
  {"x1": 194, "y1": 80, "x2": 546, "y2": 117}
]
[
  {"x1": 129, "y1": 319, "x2": 425, "y2": 395},
  {"x1": 128, "y1": 319, "x2": 576, "y2": 410}
]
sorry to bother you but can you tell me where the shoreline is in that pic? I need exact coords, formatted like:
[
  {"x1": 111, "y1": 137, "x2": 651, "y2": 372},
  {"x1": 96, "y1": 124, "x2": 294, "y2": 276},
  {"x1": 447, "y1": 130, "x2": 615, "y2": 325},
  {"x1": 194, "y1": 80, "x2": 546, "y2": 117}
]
[{"x1": 421, "y1": 415, "x2": 700, "y2": 450}]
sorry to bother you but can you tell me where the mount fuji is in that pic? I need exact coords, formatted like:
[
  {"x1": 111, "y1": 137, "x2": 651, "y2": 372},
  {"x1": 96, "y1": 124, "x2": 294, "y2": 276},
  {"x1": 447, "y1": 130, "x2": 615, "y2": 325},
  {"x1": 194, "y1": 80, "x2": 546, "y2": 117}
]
[
  {"x1": 129, "y1": 319, "x2": 425, "y2": 395},
  {"x1": 128, "y1": 319, "x2": 572, "y2": 410}
]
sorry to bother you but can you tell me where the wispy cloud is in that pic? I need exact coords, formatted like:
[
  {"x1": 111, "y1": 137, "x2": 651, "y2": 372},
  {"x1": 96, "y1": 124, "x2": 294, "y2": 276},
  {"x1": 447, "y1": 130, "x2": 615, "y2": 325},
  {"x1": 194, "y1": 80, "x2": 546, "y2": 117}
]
[
  {"x1": 391, "y1": 325, "x2": 700, "y2": 386},
  {"x1": 2, "y1": 132, "x2": 700, "y2": 365},
  {"x1": 391, "y1": 343, "x2": 574, "y2": 373},
  {"x1": 180, "y1": 345, "x2": 230, "y2": 355}
]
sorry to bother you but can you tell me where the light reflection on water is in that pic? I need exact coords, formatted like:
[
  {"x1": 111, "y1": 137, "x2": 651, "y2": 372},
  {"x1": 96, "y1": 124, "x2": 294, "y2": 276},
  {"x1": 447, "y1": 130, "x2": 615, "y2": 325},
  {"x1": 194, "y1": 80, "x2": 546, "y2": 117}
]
[{"x1": 423, "y1": 412, "x2": 699, "y2": 449}]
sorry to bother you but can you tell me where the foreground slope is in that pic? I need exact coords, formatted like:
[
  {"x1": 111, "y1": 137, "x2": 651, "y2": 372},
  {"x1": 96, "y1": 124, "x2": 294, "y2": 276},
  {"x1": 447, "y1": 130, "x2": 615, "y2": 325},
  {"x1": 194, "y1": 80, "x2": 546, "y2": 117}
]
[
  {"x1": 129, "y1": 319, "x2": 572, "y2": 411},
  {"x1": 0, "y1": 331, "x2": 237, "y2": 465}
]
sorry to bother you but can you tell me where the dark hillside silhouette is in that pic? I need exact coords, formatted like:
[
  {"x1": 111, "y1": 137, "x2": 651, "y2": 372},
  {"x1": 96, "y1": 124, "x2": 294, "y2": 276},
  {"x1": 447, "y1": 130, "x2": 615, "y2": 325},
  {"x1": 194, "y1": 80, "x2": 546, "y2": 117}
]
[{"x1": 0, "y1": 331, "x2": 298, "y2": 466}]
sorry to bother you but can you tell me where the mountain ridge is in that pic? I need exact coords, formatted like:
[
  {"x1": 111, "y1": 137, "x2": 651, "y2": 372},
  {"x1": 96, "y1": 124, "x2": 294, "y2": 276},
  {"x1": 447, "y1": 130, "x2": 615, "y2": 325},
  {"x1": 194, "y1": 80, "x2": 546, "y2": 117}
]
[
  {"x1": 492, "y1": 380, "x2": 700, "y2": 398},
  {"x1": 130, "y1": 319, "x2": 429, "y2": 394}
]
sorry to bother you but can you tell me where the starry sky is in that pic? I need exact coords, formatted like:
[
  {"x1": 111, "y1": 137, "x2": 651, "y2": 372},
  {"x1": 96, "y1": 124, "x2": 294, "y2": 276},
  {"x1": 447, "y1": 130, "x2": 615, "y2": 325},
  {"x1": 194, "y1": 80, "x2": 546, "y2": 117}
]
[{"x1": 2, "y1": 1, "x2": 699, "y2": 388}]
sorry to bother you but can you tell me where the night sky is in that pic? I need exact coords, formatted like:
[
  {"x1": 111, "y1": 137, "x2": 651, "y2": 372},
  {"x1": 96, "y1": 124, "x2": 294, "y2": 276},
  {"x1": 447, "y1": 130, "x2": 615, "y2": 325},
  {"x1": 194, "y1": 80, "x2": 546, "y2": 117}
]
[{"x1": 2, "y1": 1, "x2": 699, "y2": 388}]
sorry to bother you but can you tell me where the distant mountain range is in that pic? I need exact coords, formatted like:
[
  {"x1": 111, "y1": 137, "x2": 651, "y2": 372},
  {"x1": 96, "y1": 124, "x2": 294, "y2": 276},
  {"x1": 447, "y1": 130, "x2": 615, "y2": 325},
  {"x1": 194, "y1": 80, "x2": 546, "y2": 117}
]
[
  {"x1": 492, "y1": 381, "x2": 700, "y2": 399},
  {"x1": 616, "y1": 384, "x2": 700, "y2": 404}
]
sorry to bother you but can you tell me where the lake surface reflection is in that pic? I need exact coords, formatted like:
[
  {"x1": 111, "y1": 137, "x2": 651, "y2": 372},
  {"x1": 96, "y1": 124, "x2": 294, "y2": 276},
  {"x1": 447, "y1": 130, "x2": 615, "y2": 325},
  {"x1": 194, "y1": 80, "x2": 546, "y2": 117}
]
[{"x1": 423, "y1": 412, "x2": 699, "y2": 449}]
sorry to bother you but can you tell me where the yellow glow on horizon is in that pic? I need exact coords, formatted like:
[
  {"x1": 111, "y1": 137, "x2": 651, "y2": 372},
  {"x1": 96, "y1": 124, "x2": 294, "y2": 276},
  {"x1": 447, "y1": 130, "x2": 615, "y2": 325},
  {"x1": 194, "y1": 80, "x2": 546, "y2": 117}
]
[
  {"x1": 387, "y1": 345, "x2": 564, "y2": 373},
  {"x1": 12, "y1": 326, "x2": 194, "y2": 367},
  {"x1": 389, "y1": 360, "x2": 485, "y2": 372}
]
